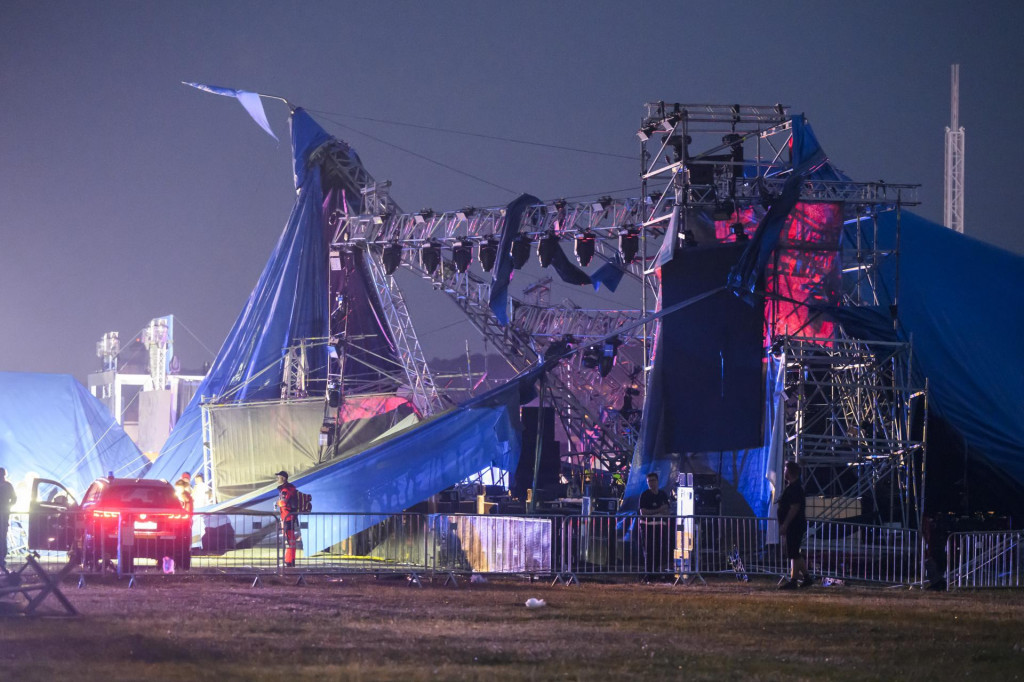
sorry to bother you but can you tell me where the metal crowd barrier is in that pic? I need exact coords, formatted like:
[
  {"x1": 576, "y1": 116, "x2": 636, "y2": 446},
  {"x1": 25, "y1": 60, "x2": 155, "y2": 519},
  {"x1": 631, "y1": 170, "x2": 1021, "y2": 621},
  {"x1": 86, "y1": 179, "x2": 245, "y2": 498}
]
[
  {"x1": 804, "y1": 520, "x2": 923, "y2": 587},
  {"x1": 3, "y1": 510, "x2": 937, "y2": 588},
  {"x1": 946, "y1": 530, "x2": 1023, "y2": 591}
]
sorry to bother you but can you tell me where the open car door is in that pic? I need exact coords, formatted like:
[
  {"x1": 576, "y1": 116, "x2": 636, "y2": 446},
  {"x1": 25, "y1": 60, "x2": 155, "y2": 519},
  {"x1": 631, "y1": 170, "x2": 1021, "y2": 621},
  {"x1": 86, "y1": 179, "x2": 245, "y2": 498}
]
[{"x1": 27, "y1": 478, "x2": 79, "y2": 552}]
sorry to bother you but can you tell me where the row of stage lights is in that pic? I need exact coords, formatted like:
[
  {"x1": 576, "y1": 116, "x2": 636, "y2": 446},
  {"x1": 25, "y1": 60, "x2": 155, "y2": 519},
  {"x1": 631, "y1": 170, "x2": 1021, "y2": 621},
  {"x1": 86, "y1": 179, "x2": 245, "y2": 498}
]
[{"x1": 379, "y1": 228, "x2": 646, "y2": 276}]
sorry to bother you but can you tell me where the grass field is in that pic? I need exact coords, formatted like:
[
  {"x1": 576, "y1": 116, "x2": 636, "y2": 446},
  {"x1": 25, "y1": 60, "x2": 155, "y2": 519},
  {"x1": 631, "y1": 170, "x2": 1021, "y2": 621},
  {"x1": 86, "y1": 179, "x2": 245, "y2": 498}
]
[{"x1": 2, "y1": 573, "x2": 1023, "y2": 681}]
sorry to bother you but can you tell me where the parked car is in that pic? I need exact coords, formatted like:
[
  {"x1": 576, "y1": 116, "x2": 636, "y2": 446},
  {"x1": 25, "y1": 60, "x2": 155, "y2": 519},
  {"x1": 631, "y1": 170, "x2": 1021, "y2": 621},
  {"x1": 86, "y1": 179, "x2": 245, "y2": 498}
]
[{"x1": 28, "y1": 477, "x2": 192, "y2": 572}]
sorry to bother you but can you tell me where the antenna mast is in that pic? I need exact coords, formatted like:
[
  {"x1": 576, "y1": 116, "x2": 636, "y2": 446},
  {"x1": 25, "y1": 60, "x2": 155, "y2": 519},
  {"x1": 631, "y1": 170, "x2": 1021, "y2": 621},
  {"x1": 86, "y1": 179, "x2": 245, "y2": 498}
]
[{"x1": 944, "y1": 64, "x2": 965, "y2": 233}]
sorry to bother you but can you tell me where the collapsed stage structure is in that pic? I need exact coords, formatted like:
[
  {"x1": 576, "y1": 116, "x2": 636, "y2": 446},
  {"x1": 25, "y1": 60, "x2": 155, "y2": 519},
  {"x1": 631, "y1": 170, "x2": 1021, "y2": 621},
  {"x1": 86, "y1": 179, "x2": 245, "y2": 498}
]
[{"x1": 147, "y1": 96, "x2": 1024, "y2": 539}]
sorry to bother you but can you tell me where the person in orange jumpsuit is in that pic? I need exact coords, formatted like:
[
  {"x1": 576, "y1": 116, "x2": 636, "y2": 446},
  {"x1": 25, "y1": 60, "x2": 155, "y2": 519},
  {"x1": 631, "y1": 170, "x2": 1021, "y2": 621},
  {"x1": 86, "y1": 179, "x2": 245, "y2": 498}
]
[{"x1": 275, "y1": 471, "x2": 299, "y2": 567}]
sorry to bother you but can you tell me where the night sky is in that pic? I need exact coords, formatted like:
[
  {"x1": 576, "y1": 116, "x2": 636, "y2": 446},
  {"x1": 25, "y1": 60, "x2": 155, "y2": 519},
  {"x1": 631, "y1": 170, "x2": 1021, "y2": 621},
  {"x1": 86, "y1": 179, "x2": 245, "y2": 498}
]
[{"x1": 3, "y1": 1, "x2": 1022, "y2": 382}]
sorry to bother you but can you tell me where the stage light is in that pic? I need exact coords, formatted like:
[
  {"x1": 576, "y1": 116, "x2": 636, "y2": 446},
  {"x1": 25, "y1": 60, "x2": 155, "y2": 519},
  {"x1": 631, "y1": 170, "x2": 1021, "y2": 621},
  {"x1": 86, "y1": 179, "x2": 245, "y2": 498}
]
[
  {"x1": 420, "y1": 239, "x2": 442, "y2": 275},
  {"x1": 452, "y1": 237, "x2": 473, "y2": 274},
  {"x1": 619, "y1": 227, "x2": 640, "y2": 264},
  {"x1": 327, "y1": 380, "x2": 341, "y2": 408},
  {"x1": 537, "y1": 231, "x2": 559, "y2": 268},
  {"x1": 381, "y1": 241, "x2": 403, "y2": 275},
  {"x1": 329, "y1": 250, "x2": 342, "y2": 271},
  {"x1": 598, "y1": 335, "x2": 621, "y2": 378},
  {"x1": 372, "y1": 212, "x2": 390, "y2": 226},
  {"x1": 511, "y1": 235, "x2": 532, "y2": 270},
  {"x1": 478, "y1": 236, "x2": 499, "y2": 272},
  {"x1": 591, "y1": 196, "x2": 612, "y2": 213},
  {"x1": 680, "y1": 229, "x2": 698, "y2": 248},
  {"x1": 636, "y1": 122, "x2": 657, "y2": 141},
  {"x1": 574, "y1": 230, "x2": 596, "y2": 267},
  {"x1": 456, "y1": 206, "x2": 476, "y2": 222},
  {"x1": 544, "y1": 335, "x2": 575, "y2": 363},
  {"x1": 414, "y1": 208, "x2": 434, "y2": 225},
  {"x1": 730, "y1": 222, "x2": 749, "y2": 242}
]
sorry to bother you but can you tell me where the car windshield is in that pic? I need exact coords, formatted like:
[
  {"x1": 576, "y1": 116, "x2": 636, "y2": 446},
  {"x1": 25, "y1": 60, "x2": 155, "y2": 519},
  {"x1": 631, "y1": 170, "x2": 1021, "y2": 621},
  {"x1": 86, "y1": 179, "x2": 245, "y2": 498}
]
[{"x1": 101, "y1": 485, "x2": 180, "y2": 509}]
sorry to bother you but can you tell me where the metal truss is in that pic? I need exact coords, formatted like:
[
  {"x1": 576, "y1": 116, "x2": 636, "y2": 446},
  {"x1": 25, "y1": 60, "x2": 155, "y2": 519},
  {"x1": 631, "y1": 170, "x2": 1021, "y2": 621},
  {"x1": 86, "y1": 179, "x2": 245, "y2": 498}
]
[
  {"x1": 780, "y1": 336, "x2": 926, "y2": 527},
  {"x1": 944, "y1": 65, "x2": 966, "y2": 233},
  {"x1": 364, "y1": 252, "x2": 445, "y2": 416},
  {"x1": 415, "y1": 261, "x2": 640, "y2": 471}
]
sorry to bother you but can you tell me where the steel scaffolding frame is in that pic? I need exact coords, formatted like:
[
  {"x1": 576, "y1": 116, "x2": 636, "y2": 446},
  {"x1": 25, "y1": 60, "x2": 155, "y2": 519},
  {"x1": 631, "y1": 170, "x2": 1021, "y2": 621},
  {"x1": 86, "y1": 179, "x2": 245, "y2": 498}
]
[
  {"x1": 636, "y1": 103, "x2": 926, "y2": 525},
  {"x1": 781, "y1": 336, "x2": 925, "y2": 527}
]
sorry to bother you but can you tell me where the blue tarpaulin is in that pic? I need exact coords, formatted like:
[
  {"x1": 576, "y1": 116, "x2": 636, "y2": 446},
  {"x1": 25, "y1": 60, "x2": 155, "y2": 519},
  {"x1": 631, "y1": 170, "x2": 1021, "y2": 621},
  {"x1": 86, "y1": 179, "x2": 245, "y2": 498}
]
[
  {"x1": 150, "y1": 109, "x2": 330, "y2": 482},
  {"x1": 0, "y1": 372, "x2": 148, "y2": 498},
  {"x1": 841, "y1": 210, "x2": 1024, "y2": 501}
]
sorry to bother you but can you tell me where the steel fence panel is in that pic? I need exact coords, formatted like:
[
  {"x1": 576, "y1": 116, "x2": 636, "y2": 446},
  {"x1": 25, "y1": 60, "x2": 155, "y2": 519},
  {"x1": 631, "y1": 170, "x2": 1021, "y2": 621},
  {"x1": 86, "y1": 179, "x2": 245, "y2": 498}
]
[
  {"x1": 429, "y1": 514, "x2": 554, "y2": 575},
  {"x1": 805, "y1": 520, "x2": 921, "y2": 586},
  {"x1": 946, "y1": 531, "x2": 1023, "y2": 590}
]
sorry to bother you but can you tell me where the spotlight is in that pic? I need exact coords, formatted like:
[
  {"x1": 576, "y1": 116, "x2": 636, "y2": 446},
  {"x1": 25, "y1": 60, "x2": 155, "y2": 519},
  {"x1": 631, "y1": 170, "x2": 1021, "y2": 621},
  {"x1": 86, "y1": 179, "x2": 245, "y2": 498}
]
[
  {"x1": 537, "y1": 231, "x2": 559, "y2": 268},
  {"x1": 619, "y1": 227, "x2": 640, "y2": 264},
  {"x1": 511, "y1": 235, "x2": 532, "y2": 270},
  {"x1": 414, "y1": 208, "x2": 434, "y2": 225},
  {"x1": 637, "y1": 122, "x2": 657, "y2": 142},
  {"x1": 381, "y1": 241, "x2": 403, "y2": 275},
  {"x1": 598, "y1": 335, "x2": 621, "y2": 378},
  {"x1": 420, "y1": 239, "x2": 442, "y2": 275},
  {"x1": 574, "y1": 230, "x2": 596, "y2": 267},
  {"x1": 544, "y1": 335, "x2": 575, "y2": 363},
  {"x1": 452, "y1": 237, "x2": 474, "y2": 274},
  {"x1": 591, "y1": 196, "x2": 612, "y2": 213},
  {"x1": 680, "y1": 230, "x2": 698, "y2": 248},
  {"x1": 478, "y1": 235, "x2": 499, "y2": 273},
  {"x1": 456, "y1": 206, "x2": 476, "y2": 222},
  {"x1": 730, "y1": 222, "x2": 749, "y2": 242}
]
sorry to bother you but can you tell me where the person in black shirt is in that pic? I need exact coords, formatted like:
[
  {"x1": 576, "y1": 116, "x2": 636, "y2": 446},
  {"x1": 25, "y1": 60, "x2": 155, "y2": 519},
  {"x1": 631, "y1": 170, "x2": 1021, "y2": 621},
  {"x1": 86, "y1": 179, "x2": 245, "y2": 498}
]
[
  {"x1": 638, "y1": 473, "x2": 670, "y2": 580},
  {"x1": 777, "y1": 461, "x2": 812, "y2": 589},
  {"x1": 638, "y1": 473, "x2": 670, "y2": 516}
]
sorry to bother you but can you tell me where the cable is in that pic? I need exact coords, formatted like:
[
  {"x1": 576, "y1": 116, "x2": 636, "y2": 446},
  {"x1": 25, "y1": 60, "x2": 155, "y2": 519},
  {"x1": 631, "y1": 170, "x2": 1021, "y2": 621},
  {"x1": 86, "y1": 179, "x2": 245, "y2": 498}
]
[
  {"x1": 172, "y1": 316, "x2": 218, "y2": 359},
  {"x1": 311, "y1": 112, "x2": 520, "y2": 196},
  {"x1": 304, "y1": 107, "x2": 635, "y2": 161}
]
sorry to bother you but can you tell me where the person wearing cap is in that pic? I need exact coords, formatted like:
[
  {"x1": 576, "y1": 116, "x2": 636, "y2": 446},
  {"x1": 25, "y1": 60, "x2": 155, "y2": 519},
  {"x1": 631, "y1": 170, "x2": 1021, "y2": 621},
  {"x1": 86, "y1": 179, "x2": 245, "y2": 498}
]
[{"x1": 275, "y1": 471, "x2": 299, "y2": 567}]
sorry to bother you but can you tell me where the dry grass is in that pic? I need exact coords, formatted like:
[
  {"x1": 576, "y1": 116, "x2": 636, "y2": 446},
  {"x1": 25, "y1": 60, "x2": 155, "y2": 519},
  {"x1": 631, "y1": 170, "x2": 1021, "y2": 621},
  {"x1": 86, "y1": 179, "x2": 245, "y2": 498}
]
[{"x1": 2, "y1": 573, "x2": 1024, "y2": 681}]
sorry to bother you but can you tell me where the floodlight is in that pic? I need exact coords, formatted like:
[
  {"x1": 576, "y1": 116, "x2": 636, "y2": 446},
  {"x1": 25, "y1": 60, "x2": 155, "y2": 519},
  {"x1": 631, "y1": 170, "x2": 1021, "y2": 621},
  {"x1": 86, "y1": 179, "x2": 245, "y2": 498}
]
[
  {"x1": 511, "y1": 235, "x2": 532, "y2": 270},
  {"x1": 478, "y1": 236, "x2": 499, "y2": 273},
  {"x1": 414, "y1": 208, "x2": 434, "y2": 225},
  {"x1": 452, "y1": 237, "x2": 474, "y2": 274},
  {"x1": 381, "y1": 241, "x2": 403, "y2": 275},
  {"x1": 420, "y1": 239, "x2": 442, "y2": 275},
  {"x1": 537, "y1": 231, "x2": 559, "y2": 268},
  {"x1": 680, "y1": 230, "x2": 698, "y2": 248},
  {"x1": 574, "y1": 230, "x2": 596, "y2": 267},
  {"x1": 619, "y1": 227, "x2": 640, "y2": 264}
]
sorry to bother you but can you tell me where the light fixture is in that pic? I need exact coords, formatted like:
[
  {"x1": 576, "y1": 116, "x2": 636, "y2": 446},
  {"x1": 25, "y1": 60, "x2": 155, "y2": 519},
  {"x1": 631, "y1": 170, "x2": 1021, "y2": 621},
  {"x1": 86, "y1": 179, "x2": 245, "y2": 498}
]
[
  {"x1": 381, "y1": 241, "x2": 403, "y2": 275},
  {"x1": 591, "y1": 196, "x2": 613, "y2": 213},
  {"x1": 511, "y1": 235, "x2": 532, "y2": 270},
  {"x1": 619, "y1": 227, "x2": 640, "y2": 264},
  {"x1": 478, "y1": 235, "x2": 499, "y2": 272},
  {"x1": 414, "y1": 208, "x2": 434, "y2": 225},
  {"x1": 574, "y1": 230, "x2": 596, "y2": 267},
  {"x1": 329, "y1": 250, "x2": 342, "y2": 271},
  {"x1": 420, "y1": 239, "x2": 442, "y2": 275},
  {"x1": 456, "y1": 206, "x2": 476, "y2": 222},
  {"x1": 327, "y1": 380, "x2": 341, "y2": 408},
  {"x1": 637, "y1": 122, "x2": 657, "y2": 141},
  {"x1": 730, "y1": 222, "x2": 749, "y2": 242},
  {"x1": 452, "y1": 237, "x2": 473, "y2": 274},
  {"x1": 537, "y1": 231, "x2": 559, "y2": 268},
  {"x1": 680, "y1": 229, "x2": 698, "y2": 248}
]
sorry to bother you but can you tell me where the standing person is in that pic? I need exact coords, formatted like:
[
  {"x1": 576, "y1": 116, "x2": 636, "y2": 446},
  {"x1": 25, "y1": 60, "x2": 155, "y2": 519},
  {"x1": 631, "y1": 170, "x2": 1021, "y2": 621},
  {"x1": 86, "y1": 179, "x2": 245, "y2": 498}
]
[
  {"x1": 777, "y1": 461, "x2": 812, "y2": 589},
  {"x1": 192, "y1": 474, "x2": 213, "y2": 507},
  {"x1": 638, "y1": 473, "x2": 670, "y2": 581},
  {"x1": 0, "y1": 467, "x2": 17, "y2": 571},
  {"x1": 275, "y1": 471, "x2": 299, "y2": 567}
]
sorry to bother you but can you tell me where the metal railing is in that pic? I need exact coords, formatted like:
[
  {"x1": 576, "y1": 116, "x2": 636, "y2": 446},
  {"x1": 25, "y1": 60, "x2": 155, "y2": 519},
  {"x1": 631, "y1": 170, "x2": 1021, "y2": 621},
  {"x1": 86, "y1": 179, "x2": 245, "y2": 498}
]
[
  {"x1": 1, "y1": 511, "x2": 941, "y2": 589},
  {"x1": 946, "y1": 530, "x2": 1023, "y2": 591}
]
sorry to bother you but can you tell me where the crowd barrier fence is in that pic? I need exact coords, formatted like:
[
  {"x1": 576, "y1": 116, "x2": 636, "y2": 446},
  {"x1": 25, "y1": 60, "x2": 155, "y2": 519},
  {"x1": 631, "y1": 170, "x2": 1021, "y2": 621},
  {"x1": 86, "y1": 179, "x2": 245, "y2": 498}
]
[
  {"x1": 0, "y1": 510, "x2": 947, "y2": 590},
  {"x1": 945, "y1": 530, "x2": 1023, "y2": 591}
]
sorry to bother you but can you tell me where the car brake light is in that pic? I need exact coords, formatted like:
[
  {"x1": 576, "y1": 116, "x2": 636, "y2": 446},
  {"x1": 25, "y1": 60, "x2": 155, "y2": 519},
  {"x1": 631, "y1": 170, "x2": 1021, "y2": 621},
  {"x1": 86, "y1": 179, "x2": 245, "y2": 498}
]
[{"x1": 91, "y1": 510, "x2": 119, "y2": 520}]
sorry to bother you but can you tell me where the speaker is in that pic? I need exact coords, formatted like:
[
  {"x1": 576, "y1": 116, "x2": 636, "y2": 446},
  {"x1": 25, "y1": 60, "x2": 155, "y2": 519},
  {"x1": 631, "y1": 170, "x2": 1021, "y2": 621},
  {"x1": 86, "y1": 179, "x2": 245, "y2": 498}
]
[{"x1": 513, "y1": 406, "x2": 560, "y2": 499}]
